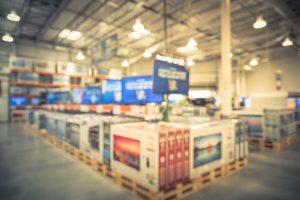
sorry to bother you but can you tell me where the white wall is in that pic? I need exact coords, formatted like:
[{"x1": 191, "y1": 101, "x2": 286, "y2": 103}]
[{"x1": 246, "y1": 51, "x2": 300, "y2": 94}]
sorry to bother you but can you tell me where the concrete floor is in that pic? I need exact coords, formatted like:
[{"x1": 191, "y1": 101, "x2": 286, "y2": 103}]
[{"x1": 1, "y1": 123, "x2": 300, "y2": 200}]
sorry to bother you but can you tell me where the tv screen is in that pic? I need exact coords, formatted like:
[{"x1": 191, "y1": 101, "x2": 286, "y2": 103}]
[
  {"x1": 113, "y1": 135, "x2": 140, "y2": 171},
  {"x1": 71, "y1": 88, "x2": 85, "y2": 104},
  {"x1": 31, "y1": 98, "x2": 41, "y2": 105},
  {"x1": 46, "y1": 92, "x2": 58, "y2": 104},
  {"x1": 57, "y1": 91, "x2": 70, "y2": 104},
  {"x1": 122, "y1": 75, "x2": 163, "y2": 104},
  {"x1": 82, "y1": 86, "x2": 102, "y2": 104},
  {"x1": 287, "y1": 98, "x2": 296, "y2": 109},
  {"x1": 102, "y1": 80, "x2": 122, "y2": 104},
  {"x1": 193, "y1": 133, "x2": 222, "y2": 168},
  {"x1": 297, "y1": 98, "x2": 300, "y2": 110},
  {"x1": 169, "y1": 94, "x2": 186, "y2": 104},
  {"x1": 10, "y1": 96, "x2": 27, "y2": 106}
]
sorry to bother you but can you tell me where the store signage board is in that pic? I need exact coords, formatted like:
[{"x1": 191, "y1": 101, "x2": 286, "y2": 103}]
[
  {"x1": 102, "y1": 80, "x2": 122, "y2": 104},
  {"x1": 91, "y1": 34, "x2": 118, "y2": 65},
  {"x1": 153, "y1": 60, "x2": 189, "y2": 95},
  {"x1": 122, "y1": 75, "x2": 163, "y2": 104}
]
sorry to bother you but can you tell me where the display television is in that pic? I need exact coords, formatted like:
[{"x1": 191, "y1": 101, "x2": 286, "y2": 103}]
[
  {"x1": 193, "y1": 133, "x2": 222, "y2": 168},
  {"x1": 113, "y1": 135, "x2": 140, "y2": 170}
]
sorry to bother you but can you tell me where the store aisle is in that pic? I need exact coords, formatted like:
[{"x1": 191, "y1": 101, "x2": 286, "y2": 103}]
[
  {"x1": 0, "y1": 123, "x2": 135, "y2": 200},
  {"x1": 1, "y1": 123, "x2": 300, "y2": 200}
]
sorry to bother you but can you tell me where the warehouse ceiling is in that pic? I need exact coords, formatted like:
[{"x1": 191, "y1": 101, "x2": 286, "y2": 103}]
[{"x1": 0, "y1": 0, "x2": 299, "y2": 65}]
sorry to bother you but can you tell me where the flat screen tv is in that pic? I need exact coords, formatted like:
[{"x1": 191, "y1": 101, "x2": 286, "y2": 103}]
[
  {"x1": 10, "y1": 96, "x2": 27, "y2": 106},
  {"x1": 102, "y1": 80, "x2": 122, "y2": 104},
  {"x1": 46, "y1": 92, "x2": 58, "y2": 104},
  {"x1": 287, "y1": 98, "x2": 296, "y2": 109},
  {"x1": 71, "y1": 88, "x2": 85, "y2": 104},
  {"x1": 193, "y1": 133, "x2": 222, "y2": 168},
  {"x1": 297, "y1": 98, "x2": 300, "y2": 110},
  {"x1": 82, "y1": 86, "x2": 102, "y2": 104},
  {"x1": 122, "y1": 75, "x2": 163, "y2": 104},
  {"x1": 169, "y1": 94, "x2": 186, "y2": 104},
  {"x1": 57, "y1": 91, "x2": 70, "y2": 104},
  {"x1": 31, "y1": 98, "x2": 41, "y2": 105}
]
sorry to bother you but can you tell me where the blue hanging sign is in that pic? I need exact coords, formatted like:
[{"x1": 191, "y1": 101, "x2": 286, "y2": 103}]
[{"x1": 153, "y1": 60, "x2": 189, "y2": 95}]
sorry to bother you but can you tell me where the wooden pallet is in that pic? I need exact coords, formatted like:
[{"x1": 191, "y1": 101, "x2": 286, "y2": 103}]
[
  {"x1": 249, "y1": 134, "x2": 298, "y2": 150},
  {"x1": 25, "y1": 124, "x2": 248, "y2": 200},
  {"x1": 109, "y1": 158, "x2": 248, "y2": 200}
]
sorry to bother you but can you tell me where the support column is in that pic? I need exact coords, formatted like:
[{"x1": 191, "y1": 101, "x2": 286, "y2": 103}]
[{"x1": 220, "y1": 0, "x2": 232, "y2": 115}]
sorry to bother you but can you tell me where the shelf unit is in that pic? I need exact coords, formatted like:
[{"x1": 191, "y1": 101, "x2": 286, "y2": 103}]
[{"x1": 10, "y1": 69, "x2": 109, "y2": 80}]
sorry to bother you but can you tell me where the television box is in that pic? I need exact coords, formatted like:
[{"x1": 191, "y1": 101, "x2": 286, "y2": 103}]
[
  {"x1": 10, "y1": 96, "x2": 27, "y2": 107},
  {"x1": 33, "y1": 60, "x2": 56, "y2": 73},
  {"x1": 26, "y1": 110, "x2": 35, "y2": 125},
  {"x1": 187, "y1": 121, "x2": 235, "y2": 179},
  {"x1": 233, "y1": 120, "x2": 248, "y2": 160},
  {"x1": 65, "y1": 115, "x2": 88, "y2": 149},
  {"x1": 110, "y1": 122, "x2": 187, "y2": 192},
  {"x1": 122, "y1": 76, "x2": 163, "y2": 104},
  {"x1": 9, "y1": 56, "x2": 32, "y2": 71},
  {"x1": 53, "y1": 75, "x2": 70, "y2": 85},
  {"x1": 80, "y1": 115, "x2": 140, "y2": 164},
  {"x1": 17, "y1": 73, "x2": 39, "y2": 83},
  {"x1": 55, "y1": 113, "x2": 69, "y2": 141},
  {"x1": 102, "y1": 80, "x2": 122, "y2": 104},
  {"x1": 82, "y1": 86, "x2": 102, "y2": 104},
  {"x1": 46, "y1": 113, "x2": 56, "y2": 136},
  {"x1": 57, "y1": 62, "x2": 92, "y2": 75},
  {"x1": 10, "y1": 86, "x2": 28, "y2": 95},
  {"x1": 38, "y1": 110, "x2": 48, "y2": 130}
]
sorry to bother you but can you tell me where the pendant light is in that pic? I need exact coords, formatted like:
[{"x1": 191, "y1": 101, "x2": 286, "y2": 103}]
[
  {"x1": 7, "y1": 10, "x2": 20, "y2": 22},
  {"x1": 2, "y1": 33, "x2": 14, "y2": 42},
  {"x1": 282, "y1": 37, "x2": 293, "y2": 47},
  {"x1": 121, "y1": 59, "x2": 129, "y2": 67},
  {"x1": 253, "y1": 16, "x2": 267, "y2": 29},
  {"x1": 76, "y1": 51, "x2": 85, "y2": 61}
]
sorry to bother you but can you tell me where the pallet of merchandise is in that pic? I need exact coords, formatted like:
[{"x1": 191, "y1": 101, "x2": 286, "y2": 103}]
[
  {"x1": 24, "y1": 124, "x2": 248, "y2": 200},
  {"x1": 249, "y1": 134, "x2": 297, "y2": 150}
]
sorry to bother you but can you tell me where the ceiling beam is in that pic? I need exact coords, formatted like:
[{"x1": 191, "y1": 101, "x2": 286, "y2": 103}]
[{"x1": 35, "y1": 0, "x2": 71, "y2": 41}]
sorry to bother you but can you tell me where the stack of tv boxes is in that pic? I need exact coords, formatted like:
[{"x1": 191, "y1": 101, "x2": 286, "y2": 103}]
[
  {"x1": 263, "y1": 108, "x2": 296, "y2": 141},
  {"x1": 30, "y1": 111, "x2": 248, "y2": 192}
]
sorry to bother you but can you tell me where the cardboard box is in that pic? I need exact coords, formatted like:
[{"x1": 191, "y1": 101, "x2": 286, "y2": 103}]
[
  {"x1": 17, "y1": 73, "x2": 39, "y2": 83},
  {"x1": 110, "y1": 122, "x2": 187, "y2": 192},
  {"x1": 9, "y1": 56, "x2": 32, "y2": 71},
  {"x1": 53, "y1": 75, "x2": 70, "y2": 85},
  {"x1": 188, "y1": 121, "x2": 235, "y2": 179},
  {"x1": 34, "y1": 60, "x2": 56, "y2": 73}
]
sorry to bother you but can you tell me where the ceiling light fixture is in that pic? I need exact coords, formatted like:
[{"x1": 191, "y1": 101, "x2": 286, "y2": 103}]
[
  {"x1": 249, "y1": 58, "x2": 258, "y2": 66},
  {"x1": 143, "y1": 50, "x2": 152, "y2": 58},
  {"x1": 7, "y1": 10, "x2": 20, "y2": 22},
  {"x1": 177, "y1": 38, "x2": 198, "y2": 53},
  {"x1": 132, "y1": 18, "x2": 150, "y2": 35},
  {"x1": 186, "y1": 59, "x2": 195, "y2": 67},
  {"x1": 2, "y1": 33, "x2": 13, "y2": 42},
  {"x1": 121, "y1": 59, "x2": 130, "y2": 67},
  {"x1": 253, "y1": 16, "x2": 267, "y2": 29},
  {"x1": 187, "y1": 38, "x2": 197, "y2": 48},
  {"x1": 244, "y1": 65, "x2": 253, "y2": 71},
  {"x1": 59, "y1": 29, "x2": 82, "y2": 40},
  {"x1": 282, "y1": 37, "x2": 293, "y2": 47},
  {"x1": 76, "y1": 51, "x2": 85, "y2": 61},
  {"x1": 229, "y1": 53, "x2": 233, "y2": 58}
]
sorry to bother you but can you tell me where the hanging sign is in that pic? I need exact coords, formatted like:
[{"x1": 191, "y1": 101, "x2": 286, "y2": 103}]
[
  {"x1": 153, "y1": 60, "x2": 189, "y2": 95},
  {"x1": 91, "y1": 34, "x2": 118, "y2": 65},
  {"x1": 275, "y1": 70, "x2": 282, "y2": 91}
]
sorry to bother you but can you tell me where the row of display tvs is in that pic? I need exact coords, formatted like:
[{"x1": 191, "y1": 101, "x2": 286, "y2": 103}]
[
  {"x1": 10, "y1": 96, "x2": 41, "y2": 107},
  {"x1": 10, "y1": 76, "x2": 187, "y2": 106}
]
